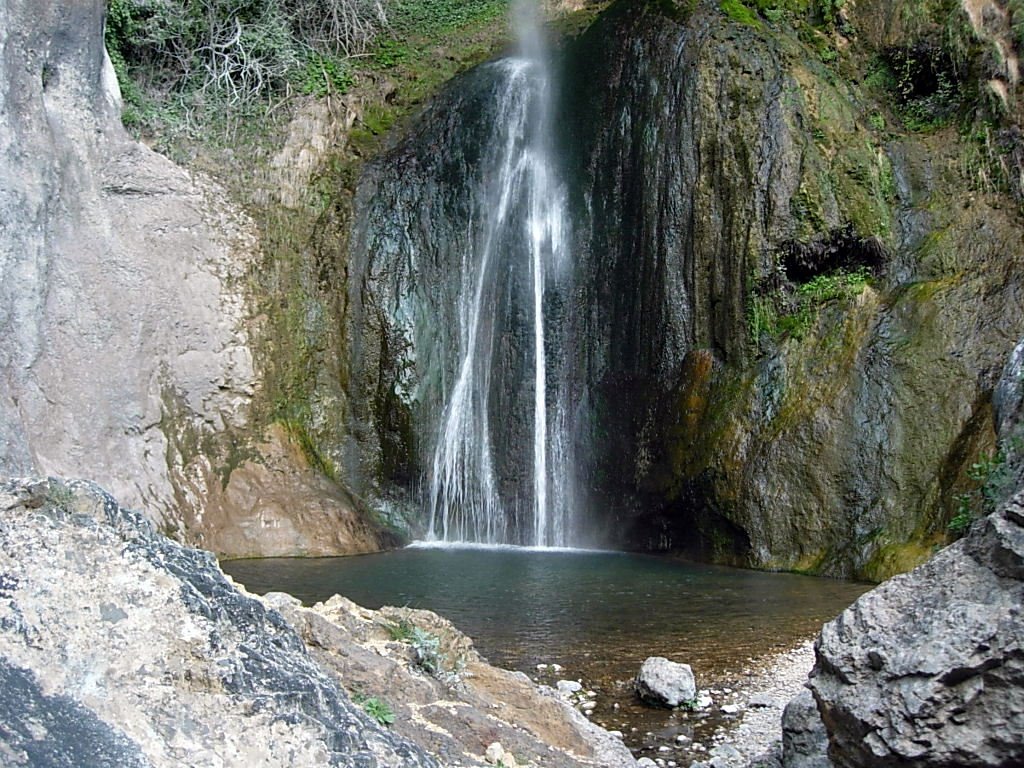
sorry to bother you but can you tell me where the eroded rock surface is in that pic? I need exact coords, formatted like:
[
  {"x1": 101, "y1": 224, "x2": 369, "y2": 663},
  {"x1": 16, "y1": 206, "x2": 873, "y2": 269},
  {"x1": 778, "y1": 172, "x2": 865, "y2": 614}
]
[
  {"x1": 0, "y1": 477, "x2": 632, "y2": 767},
  {"x1": 0, "y1": 0, "x2": 395, "y2": 558},
  {"x1": 0, "y1": 1, "x2": 255, "y2": 526},
  {"x1": 0, "y1": 477, "x2": 436, "y2": 767},
  {"x1": 781, "y1": 690, "x2": 831, "y2": 768},
  {"x1": 808, "y1": 493, "x2": 1024, "y2": 767},
  {"x1": 272, "y1": 594, "x2": 638, "y2": 767}
]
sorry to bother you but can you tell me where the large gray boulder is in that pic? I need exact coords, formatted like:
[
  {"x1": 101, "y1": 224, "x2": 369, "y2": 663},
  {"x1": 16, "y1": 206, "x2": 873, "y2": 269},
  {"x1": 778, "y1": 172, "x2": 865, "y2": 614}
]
[
  {"x1": 808, "y1": 492, "x2": 1024, "y2": 767},
  {"x1": 634, "y1": 657, "x2": 696, "y2": 708},
  {"x1": 0, "y1": 477, "x2": 437, "y2": 768}
]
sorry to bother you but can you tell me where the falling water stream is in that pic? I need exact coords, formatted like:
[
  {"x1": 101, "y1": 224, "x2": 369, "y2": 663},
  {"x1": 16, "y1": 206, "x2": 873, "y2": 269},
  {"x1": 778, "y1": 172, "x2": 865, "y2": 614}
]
[{"x1": 427, "y1": 0, "x2": 574, "y2": 547}]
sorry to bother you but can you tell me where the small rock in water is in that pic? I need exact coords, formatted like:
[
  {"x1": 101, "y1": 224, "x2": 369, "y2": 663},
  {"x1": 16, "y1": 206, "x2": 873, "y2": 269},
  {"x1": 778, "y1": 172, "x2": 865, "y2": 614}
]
[
  {"x1": 636, "y1": 759, "x2": 657, "y2": 768},
  {"x1": 536, "y1": 663, "x2": 548, "y2": 671},
  {"x1": 658, "y1": 745, "x2": 671, "y2": 752},
  {"x1": 635, "y1": 657, "x2": 696, "y2": 708},
  {"x1": 551, "y1": 663, "x2": 564, "y2": 673},
  {"x1": 721, "y1": 703, "x2": 741, "y2": 715},
  {"x1": 675, "y1": 734, "x2": 690, "y2": 743},
  {"x1": 694, "y1": 693, "x2": 714, "y2": 710}
]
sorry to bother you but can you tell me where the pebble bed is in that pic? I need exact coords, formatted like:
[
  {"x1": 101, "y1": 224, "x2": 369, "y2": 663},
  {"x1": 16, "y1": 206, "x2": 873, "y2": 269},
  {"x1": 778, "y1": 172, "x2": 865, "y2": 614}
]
[
  {"x1": 632, "y1": 641, "x2": 816, "y2": 768},
  {"x1": 542, "y1": 640, "x2": 817, "y2": 768}
]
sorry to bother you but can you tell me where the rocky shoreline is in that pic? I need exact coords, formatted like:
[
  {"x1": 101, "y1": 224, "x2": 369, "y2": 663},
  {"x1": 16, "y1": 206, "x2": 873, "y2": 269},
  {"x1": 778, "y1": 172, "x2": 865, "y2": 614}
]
[
  {"x1": 680, "y1": 642, "x2": 817, "y2": 768},
  {"x1": 0, "y1": 477, "x2": 635, "y2": 768},
  {"x1": 4, "y1": 473, "x2": 1024, "y2": 767}
]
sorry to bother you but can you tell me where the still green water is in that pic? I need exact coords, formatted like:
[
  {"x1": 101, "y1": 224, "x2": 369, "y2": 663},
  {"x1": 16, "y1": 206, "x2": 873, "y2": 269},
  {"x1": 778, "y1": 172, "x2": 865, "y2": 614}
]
[{"x1": 223, "y1": 545, "x2": 868, "y2": 755}]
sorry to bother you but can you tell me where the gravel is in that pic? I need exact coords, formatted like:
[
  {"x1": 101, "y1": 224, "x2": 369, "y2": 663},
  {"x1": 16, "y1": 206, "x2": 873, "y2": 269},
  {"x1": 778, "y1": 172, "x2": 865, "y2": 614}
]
[{"x1": 689, "y1": 641, "x2": 817, "y2": 768}]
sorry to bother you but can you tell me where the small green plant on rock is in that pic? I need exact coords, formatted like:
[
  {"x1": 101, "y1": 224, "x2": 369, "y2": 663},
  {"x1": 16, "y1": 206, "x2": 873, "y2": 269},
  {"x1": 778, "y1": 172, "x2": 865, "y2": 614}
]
[
  {"x1": 949, "y1": 441, "x2": 1023, "y2": 537},
  {"x1": 409, "y1": 626, "x2": 445, "y2": 675},
  {"x1": 353, "y1": 693, "x2": 396, "y2": 726},
  {"x1": 948, "y1": 494, "x2": 975, "y2": 536},
  {"x1": 384, "y1": 616, "x2": 417, "y2": 642},
  {"x1": 44, "y1": 483, "x2": 76, "y2": 513},
  {"x1": 383, "y1": 615, "x2": 458, "y2": 680}
]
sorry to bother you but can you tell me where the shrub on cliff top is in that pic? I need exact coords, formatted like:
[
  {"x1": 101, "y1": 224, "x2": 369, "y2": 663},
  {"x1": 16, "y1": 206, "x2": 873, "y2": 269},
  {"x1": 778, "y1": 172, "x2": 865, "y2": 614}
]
[{"x1": 105, "y1": 0, "x2": 386, "y2": 121}]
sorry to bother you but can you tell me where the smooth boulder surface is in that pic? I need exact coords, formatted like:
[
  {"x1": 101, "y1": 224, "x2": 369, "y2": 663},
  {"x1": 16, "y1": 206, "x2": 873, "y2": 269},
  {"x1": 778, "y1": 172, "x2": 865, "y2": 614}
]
[
  {"x1": 808, "y1": 492, "x2": 1024, "y2": 767},
  {"x1": 634, "y1": 657, "x2": 696, "y2": 708},
  {"x1": 0, "y1": 478, "x2": 436, "y2": 768}
]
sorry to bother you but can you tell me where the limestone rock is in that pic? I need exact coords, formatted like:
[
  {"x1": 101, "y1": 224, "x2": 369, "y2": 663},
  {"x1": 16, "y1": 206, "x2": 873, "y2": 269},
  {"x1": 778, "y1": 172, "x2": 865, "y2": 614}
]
[
  {"x1": 176, "y1": 424, "x2": 398, "y2": 558},
  {"x1": 0, "y1": 0, "x2": 255, "y2": 530},
  {"x1": 0, "y1": 0, "x2": 394, "y2": 559},
  {"x1": 279, "y1": 594, "x2": 638, "y2": 768},
  {"x1": 808, "y1": 492, "x2": 1024, "y2": 767},
  {"x1": 558, "y1": 679, "x2": 585, "y2": 696},
  {"x1": 634, "y1": 657, "x2": 696, "y2": 708},
  {"x1": 485, "y1": 742, "x2": 515, "y2": 766},
  {"x1": 781, "y1": 690, "x2": 832, "y2": 768},
  {"x1": 0, "y1": 477, "x2": 436, "y2": 767}
]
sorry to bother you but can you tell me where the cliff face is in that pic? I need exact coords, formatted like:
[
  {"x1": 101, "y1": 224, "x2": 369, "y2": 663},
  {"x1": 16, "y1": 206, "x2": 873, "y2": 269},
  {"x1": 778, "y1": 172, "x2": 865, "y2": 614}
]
[
  {"x1": 566, "y1": 0, "x2": 1024, "y2": 578},
  {"x1": 0, "y1": 0, "x2": 253, "y2": 522},
  {"x1": 348, "y1": 0, "x2": 1024, "y2": 577},
  {"x1": 0, "y1": 0, "x2": 393, "y2": 557},
  {"x1": 4, "y1": 0, "x2": 1021, "y2": 575}
]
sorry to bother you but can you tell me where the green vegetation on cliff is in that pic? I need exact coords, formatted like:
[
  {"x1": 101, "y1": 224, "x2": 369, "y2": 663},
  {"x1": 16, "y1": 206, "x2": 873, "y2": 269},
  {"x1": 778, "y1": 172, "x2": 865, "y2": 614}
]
[
  {"x1": 103, "y1": 0, "x2": 518, "y2": 143},
  {"x1": 104, "y1": 0, "x2": 387, "y2": 131}
]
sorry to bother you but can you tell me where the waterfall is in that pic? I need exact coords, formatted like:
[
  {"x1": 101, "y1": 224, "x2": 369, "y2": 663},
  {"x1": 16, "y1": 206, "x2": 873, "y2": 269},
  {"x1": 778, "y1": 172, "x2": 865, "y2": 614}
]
[{"x1": 426, "y1": 0, "x2": 575, "y2": 547}]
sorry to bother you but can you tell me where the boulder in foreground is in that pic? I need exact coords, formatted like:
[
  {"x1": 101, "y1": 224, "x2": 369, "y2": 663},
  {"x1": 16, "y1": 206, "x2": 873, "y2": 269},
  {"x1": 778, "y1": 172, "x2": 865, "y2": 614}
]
[
  {"x1": 809, "y1": 493, "x2": 1024, "y2": 767},
  {"x1": 0, "y1": 477, "x2": 634, "y2": 767}
]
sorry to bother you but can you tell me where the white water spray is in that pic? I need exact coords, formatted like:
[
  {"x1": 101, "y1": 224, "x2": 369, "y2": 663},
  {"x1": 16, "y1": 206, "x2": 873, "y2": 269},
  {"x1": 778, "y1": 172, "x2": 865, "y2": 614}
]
[{"x1": 427, "y1": 0, "x2": 574, "y2": 547}]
